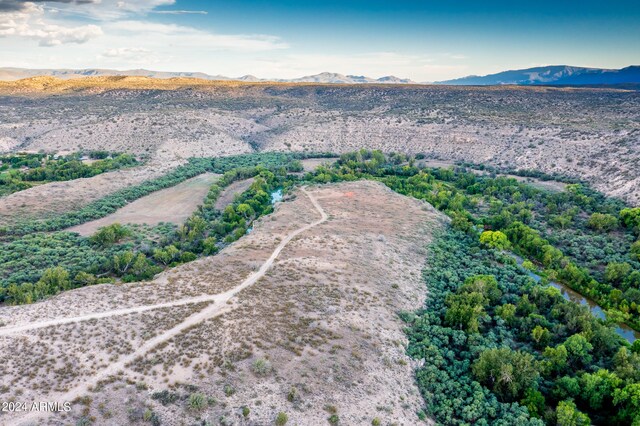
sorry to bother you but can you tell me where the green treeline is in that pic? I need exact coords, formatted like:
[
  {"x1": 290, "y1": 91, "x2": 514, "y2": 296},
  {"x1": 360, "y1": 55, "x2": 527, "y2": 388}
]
[
  {"x1": 0, "y1": 152, "x2": 310, "y2": 303},
  {"x1": 306, "y1": 150, "x2": 640, "y2": 330},
  {"x1": 3, "y1": 149, "x2": 640, "y2": 424},
  {"x1": 404, "y1": 229, "x2": 640, "y2": 425},
  {"x1": 300, "y1": 150, "x2": 640, "y2": 424},
  {"x1": 0, "y1": 152, "x2": 322, "y2": 238},
  {"x1": 0, "y1": 152, "x2": 138, "y2": 196}
]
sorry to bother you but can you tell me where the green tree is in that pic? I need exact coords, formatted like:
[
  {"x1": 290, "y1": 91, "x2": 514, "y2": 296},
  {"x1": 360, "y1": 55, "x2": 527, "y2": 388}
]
[
  {"x1": 113, "y1": 250, "x2": 136, "y2": 275},
  {"x1": 153, "y1": 245, "x2": 180, "y2": 266},
  {"x1": 472, "y1": 347, "x2": 540, "y2": 402},
  {"x1": 460, "y1": 274, "x2": 502, "y2": 304},
  {"x1": 543, "y1": 344, "x2": 568, "y2": 374},
  {"x1": 580, "y1": 369, "x2": 622, "y2": 410},
  {"x1": 445, "y1": 291, "x2": 487, "y2": 333},
  {"x1": 531, "y1": 325, "x2": 551, "y2": 349},
  {"x1": 520, "y1": 388, "x2": 545, "y2": 418},
  {"x1": 37, "y1": 266, "x2": 71, "y2": 294},
  {"x1": 613, "y1": 383, "x2": 640, "y2": 424},
  {"x1": 587, "y1": 213, "x2": 618, "y2": 232},
  {"x1": 620, "y1": 208, "x2": 640, "y2": 234},
  {"x1": 631, "y1": 240, "x2": 640, "y2": 261},
  {"x1": 202, "y1": 237, "x2": 218, "y2": 255},
  {"x1": 496, "y1": 303, "x2": 517, "y2": 325},
  {"x1": 556, "y1": 400, "x2": 590, "y2": 426},
  {"x1": 564, "y1": 334, "x2": 593, "y2": 368},
  {"x1": 236, "y1": 203, "x2": 255, "y2": 220},
  {"x1": 479, "y1": 230, "x2": 511, "y2": 250},
  {"x1": 90, "y1": 223, "x2": 129, "y2": 247},
  {"x1": 605, "y1": 262, "x2": 633, "y2": 285}
]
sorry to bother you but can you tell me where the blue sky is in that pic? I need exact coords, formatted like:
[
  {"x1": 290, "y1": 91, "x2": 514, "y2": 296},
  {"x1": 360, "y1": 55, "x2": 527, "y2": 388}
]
[{"x1": 0, "y1": 0, "x2": 638, "y2": 81}]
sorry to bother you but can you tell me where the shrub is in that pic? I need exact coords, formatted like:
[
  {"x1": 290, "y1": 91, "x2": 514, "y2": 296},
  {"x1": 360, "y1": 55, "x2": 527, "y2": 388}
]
[
  {"x1": 187, "y1": 393, "x2": 207, "y2": 411},
  {"x1": 275, "y1": 412, "x2": 288, "y2": 425},
  {"x1": 252, "y1": 358, "x2": 272, "y2": 376}
]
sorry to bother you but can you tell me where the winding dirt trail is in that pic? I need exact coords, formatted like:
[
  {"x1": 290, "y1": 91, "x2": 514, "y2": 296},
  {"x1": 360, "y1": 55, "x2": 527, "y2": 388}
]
[{"x1": 12, "y1": 187, "x2": 328, "y2": 426}]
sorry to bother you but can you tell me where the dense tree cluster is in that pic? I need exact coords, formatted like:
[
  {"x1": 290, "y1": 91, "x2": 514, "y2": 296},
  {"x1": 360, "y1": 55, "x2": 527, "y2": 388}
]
[
  {"x1": 306, "y1": 150, "x2": 640, "y2": 331},
  {"x1": 403, "y1": 229, "x2": 640, "y2": 425},
  {"x1": 0, "y1": 152, "x2": 138, "y2": 196},
  {"x1": 298, "y1": 150, "x2": 640, "y2": 424}
]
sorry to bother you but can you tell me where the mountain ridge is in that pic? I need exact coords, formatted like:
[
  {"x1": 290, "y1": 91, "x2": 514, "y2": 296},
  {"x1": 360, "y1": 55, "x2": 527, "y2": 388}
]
[
  {"x1": 0, "y1": 68, "x2": 416, "y2": 84},
  {"x1": 437, "y1": 65, "x2": 640, "y2": 85}
]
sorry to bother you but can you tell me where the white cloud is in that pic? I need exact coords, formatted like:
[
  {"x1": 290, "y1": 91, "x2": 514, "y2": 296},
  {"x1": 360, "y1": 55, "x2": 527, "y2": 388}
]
[
  {"x1": 0, "y1": 3, "x2": 102, "y2": 46},
  {"x1": 152, "y1": 10, "x2": 207, "y2": 15},
  {"x1": 101, "y1": 46, "x2": 150, "y2": 58},
  {"x1": 108, "y1": 20, "x2": 288, "y2": 51}
]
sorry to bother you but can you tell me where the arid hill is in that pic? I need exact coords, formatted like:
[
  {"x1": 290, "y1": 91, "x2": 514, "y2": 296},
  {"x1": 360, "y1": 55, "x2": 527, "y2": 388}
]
[
  {"x1": 0, "y1": 77, "x2": 638, "y2": 205},
  {"x1": 0, "y1": 181, "x2": 446, "y2": 425}
]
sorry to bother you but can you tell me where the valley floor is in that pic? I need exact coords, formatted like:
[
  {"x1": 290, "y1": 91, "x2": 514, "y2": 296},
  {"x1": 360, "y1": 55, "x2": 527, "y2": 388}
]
[{"x1": 0, "y1": 181, "x2": 446, "y2": 426}]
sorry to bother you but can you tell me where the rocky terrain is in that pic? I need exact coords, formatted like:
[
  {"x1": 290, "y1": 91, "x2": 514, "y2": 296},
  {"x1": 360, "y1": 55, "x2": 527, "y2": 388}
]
[{"x1": 0, "y1": 77, "x2": 638, "y2": 205}]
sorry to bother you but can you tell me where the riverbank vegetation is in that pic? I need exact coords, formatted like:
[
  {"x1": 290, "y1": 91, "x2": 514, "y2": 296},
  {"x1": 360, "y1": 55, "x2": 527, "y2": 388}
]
[
  {"x1": 404, "y1": 229, "x2": 640, "y2": 425},
  {"x1": 0, "y1": 151, "x2": 138, "y2": 196},
  {"x1": 297, "y1": 150, "x2": 640, "y2": 424},
  {"x1": 0, "y1": 152, "x2": 316, "y2": 303},
  {"x1": 2, "y1": 149, "x2": 639, "y2": 424},
  {"x1": 306, "y1": 150, "x2": 640, "y2": 331}
]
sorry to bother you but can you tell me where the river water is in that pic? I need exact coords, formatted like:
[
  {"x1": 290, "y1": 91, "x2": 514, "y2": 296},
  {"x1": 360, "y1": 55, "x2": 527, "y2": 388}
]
[
  {"x1": 271, "y1": 189, "x2": 283, "y2": 204},
  {"x1": 511, "y1": 254, "x2": 638, "y2": 343},
  {"x1": 246, "y1": 189, "x2": 283, "y2": 235}
]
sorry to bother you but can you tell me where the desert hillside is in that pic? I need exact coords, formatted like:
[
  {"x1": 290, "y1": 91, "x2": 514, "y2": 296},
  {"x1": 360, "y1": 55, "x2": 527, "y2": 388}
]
[{"x1": 0, "y1": 77, "x2": 637, "y2": 206}]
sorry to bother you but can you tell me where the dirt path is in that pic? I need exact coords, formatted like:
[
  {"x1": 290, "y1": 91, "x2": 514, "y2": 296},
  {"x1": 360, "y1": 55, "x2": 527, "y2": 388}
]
[{"x1": 13, "y1": 186, "x2": 327, "y2": 426}]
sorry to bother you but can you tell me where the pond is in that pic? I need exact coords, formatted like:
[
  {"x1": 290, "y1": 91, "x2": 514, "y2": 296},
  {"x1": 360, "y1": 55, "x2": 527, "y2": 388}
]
[
  {"x1": 511, "y1": 254, "x2": 639, "y2": 343},
  {"x1": 271, "y1": 189, "x2": 283, "y2": 204}
]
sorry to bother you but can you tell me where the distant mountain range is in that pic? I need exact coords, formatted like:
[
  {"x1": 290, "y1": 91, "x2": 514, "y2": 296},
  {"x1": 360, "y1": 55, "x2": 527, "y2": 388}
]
[
  {"x1": 0, "y1": 68, "x2": 416, "y2": 84},
  {"x1": 437, "y1": 65, "x2": 640, "y2": 86},
  {"x1": 2, "y1": 66, "x2": 638, "y2": 86}
]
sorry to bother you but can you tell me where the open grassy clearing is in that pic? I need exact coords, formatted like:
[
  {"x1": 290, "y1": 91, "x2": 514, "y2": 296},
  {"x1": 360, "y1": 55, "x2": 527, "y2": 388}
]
[
  {"x1": 0, "y1": 161, "x2": 180, "y2": 226},
  {"x1": 0, "y1": 181, "x2": 445, "y2": 425},
  {"x1": 300, "y1": 157, "x2": 339, "y2": 172},
  {"x1": 67, "y1": 173, "x2": 219, "y2": 236},
  {"x1": 213, "y1": 177, "x2": 254, "y2": 211}
]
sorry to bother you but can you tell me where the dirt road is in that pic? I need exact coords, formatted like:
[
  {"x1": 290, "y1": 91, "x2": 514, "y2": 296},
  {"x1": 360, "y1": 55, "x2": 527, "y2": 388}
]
[{"x1": 12, "y1": 186, "x2": 327, "y2": 426}]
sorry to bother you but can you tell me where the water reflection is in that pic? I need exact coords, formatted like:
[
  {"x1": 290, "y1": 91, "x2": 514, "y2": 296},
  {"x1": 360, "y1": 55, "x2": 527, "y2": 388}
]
[{"x1": 511, "y1": 254, "x2": 638, "y2": 343}]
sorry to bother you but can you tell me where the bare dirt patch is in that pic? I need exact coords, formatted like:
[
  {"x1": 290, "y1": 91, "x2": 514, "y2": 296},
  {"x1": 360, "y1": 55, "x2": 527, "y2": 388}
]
[
  {"x1": 66, "y1": 173, "x2": 219, "y2": 236},
  {"x1": 0, "y1": 181, "x2": 446, "y2": 425},
  {"x1": 301, "y1": 157, "x2": 338, "y2": 172},
  {"x1": 214, "y1": 177, "x2": 254, "y2": 211},
  {"x1": 0, "y1": 160, "x2": 181, "y2": 226}
]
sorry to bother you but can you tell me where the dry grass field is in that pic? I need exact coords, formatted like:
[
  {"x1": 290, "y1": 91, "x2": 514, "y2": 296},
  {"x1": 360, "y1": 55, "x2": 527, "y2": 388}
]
[
  {"x1": 66, "y1": 173, "x2": 219, "y2": 236},
  {"x1": 0, "y1": 160, "x2": 182, "y2": 226},
  {"x1": 0, "y1": 181, "x2": 446, "y2": 425},
  {"x1": 214, "y1": 178, "x2": 255, "y2": 211}
]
